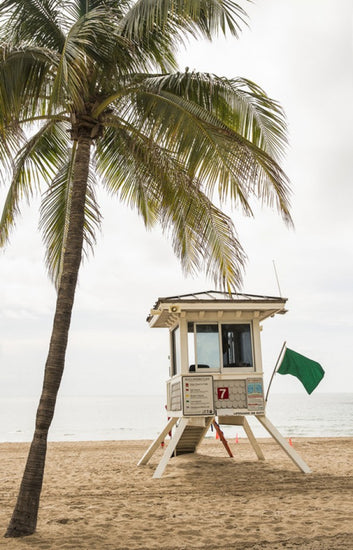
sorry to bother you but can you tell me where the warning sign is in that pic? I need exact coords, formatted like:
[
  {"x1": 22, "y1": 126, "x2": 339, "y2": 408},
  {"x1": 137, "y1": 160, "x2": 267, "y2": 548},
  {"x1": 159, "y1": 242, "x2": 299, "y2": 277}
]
[
  {"x1": 182, "y1": 376, "x2": 214, "y2": 416},
  {"x1": 247, "y1": 378, "x2": 265, "y2": 412}
]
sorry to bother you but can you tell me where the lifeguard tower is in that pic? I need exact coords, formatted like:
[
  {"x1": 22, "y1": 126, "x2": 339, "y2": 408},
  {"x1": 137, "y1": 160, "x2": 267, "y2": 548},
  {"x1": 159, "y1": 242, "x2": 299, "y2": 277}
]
[{"x1": 138, "y1": 291, "x2": 311, "y2": 477}]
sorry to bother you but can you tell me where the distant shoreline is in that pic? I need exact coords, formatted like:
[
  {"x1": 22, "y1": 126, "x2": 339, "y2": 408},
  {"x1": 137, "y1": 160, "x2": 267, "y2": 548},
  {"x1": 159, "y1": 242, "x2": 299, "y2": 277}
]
[
  {"x1": 1, "y1": 434, "x2": 352, "y2": 445},
  {"x1": 2, "y1": 393, "x2": 353, "y2": 443}
]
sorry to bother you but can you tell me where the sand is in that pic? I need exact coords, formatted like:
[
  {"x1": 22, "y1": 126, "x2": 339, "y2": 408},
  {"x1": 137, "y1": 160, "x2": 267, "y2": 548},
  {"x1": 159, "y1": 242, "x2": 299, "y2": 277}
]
[{"x1": 0, "y1": 437, "x2": 352, "y2": 549}]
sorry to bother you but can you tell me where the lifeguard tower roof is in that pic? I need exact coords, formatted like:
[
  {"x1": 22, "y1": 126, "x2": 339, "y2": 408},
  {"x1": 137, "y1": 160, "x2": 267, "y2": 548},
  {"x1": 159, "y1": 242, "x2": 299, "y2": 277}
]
[{"x1": 148, "y1": 290, "x2": 287, "y2": 328}]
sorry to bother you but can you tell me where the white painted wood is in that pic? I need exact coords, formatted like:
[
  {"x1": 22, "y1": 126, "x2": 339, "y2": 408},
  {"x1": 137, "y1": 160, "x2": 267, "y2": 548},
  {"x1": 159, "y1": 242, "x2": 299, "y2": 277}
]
[
  {"x1": 241, "y1": 416, "x2": 265, "y2": 460},
  {"x1": 195, "y1": 417, "x2": 214, "y2": 451},
  {"x1": 256, "y1": 415, "x2": 311, "y2": 474},
  {"x1": 187, "y1": 417, "x2": 207, "y2": 427},
  {"x1": 161, "y1": 302, "x2": 285, "y2": 312},
  {"x1": 166, "y1": 410, "x2": 183, "y2": 418},
  {"x1": 252, "y1": 318, "x2": 263, "y2": 375},
  {"x1": 188, "y1": 311, "x2": 254, "y2": 323},
  {"x1": 179, "y1": 317, "x2": 189, "y2": 374},
  {"x1": 168, "y1": 331, "x2": 173, "y2": 378},
  {"x1": 137, "y1": 417, "x2": 178, "y2": 466},
  {"x1": 152, "y1": 417, "x2": 189, "y2": 479}
]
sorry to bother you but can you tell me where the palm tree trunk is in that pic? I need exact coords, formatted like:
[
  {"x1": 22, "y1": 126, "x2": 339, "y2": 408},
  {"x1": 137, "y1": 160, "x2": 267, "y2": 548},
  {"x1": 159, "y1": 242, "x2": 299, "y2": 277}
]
[{"x1": 5, "y1": 135, "x2": 92, "y2": 538}]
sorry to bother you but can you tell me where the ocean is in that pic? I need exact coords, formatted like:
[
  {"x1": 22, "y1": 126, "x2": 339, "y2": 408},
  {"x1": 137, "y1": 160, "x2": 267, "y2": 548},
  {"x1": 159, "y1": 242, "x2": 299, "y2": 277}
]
[{"x1": 1, "y1": 393, "x2": 352, "y2": 443}]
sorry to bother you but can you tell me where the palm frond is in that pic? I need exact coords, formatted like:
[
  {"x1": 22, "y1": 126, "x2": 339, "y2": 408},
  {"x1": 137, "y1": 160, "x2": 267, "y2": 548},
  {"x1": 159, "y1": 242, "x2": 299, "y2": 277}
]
[
  {"x1": 0, "y1": 45, "x2": 55, "y2": 122},
  {"x1": 121, "y1": 0, "x2": 248, "y2": 41},
  {"x1": 0, "y1": 0, "x2": 66, "y2": 49},
  {"x1": 0, "y1": 124, "x2": 23, "y2": 185},
  {"x1": 119, "y1": 0, "x2": 248, "y2": 71},
  {"x1": 150, "y1": 161, "x2": 245, "y2": 288},
  {"x1": 111, "y1": 75, "x2": 291, "y2": 223},
  {"x1": 167, "y1": 184, "x2": 245, "y2": 289},
  {"x1": 96, "y1": 121, "x2": 244, "y2": 289},
  {"x1": 0, "y1": 120, "x2": 69, "y2": 247},
  {"x1": 1, "y1": 1, "x2": 291, "y2": 291},
  {"x1": 49, "y1": 19, "x2": 90, "y2": 111},
  {"x1": 96, "y1": 124, "x2": 160, "y2": 228},
  {"x1": 145, "y1": 72, "x2": 288, "y2": 159},
  {"x1": 49, "y1": 5, "x2": 151, "y2": 110}
]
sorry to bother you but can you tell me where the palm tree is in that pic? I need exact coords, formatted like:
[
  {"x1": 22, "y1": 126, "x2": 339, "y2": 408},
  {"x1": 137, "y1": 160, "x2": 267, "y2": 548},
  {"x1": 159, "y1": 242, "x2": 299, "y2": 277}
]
[{"x1": 0, "y1": 0, "x2": 291, "y2": 537}]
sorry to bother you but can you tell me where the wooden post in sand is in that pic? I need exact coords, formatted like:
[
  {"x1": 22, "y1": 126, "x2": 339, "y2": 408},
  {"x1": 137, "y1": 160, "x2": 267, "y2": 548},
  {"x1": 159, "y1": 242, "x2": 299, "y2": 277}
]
[
  {"x1": 218, "y1": 415, "x2": 265, "y2": 460},
  {"x1": 256, "y1": 415, "x2": 311, "y2": 474},
  {"x1": 138, "y1": 417, "x2": 178, "y2": 466}
]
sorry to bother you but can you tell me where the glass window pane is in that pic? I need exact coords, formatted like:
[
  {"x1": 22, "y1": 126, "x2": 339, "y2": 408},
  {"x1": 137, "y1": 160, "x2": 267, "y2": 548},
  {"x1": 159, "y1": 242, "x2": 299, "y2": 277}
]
[
  {"x1": 221, "y1": 324, "x2": 253, "y2": 368},
  {"x1": 196, "y1": 324, "x2": 220, "y2": 370}
]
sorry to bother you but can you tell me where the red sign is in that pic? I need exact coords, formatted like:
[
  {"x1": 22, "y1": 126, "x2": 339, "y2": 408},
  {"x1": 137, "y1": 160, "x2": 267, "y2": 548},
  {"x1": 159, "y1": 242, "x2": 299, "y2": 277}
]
[{"x1": 217, "y1": 387, "x2": 229, "y2": 400}]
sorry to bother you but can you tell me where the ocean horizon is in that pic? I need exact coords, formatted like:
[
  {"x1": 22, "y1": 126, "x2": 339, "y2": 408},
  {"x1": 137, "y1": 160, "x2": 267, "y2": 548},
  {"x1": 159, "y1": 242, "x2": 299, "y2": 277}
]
[{"x1": 1, "y1": 392, "x2": 352, "y2": 443}]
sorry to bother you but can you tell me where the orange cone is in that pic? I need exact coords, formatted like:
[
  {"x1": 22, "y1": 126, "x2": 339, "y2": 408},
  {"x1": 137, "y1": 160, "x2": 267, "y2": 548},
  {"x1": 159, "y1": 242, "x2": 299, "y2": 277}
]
[{"x1": 289, "y1": 438, "x2": 293, "y2": 446}]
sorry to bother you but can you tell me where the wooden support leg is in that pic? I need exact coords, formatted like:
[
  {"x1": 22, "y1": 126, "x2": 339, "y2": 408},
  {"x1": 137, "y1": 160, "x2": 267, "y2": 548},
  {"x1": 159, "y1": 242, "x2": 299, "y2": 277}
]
[
  {"x1": 137, "y1": 417, "x2": 178, "y2": 466},
  {"x1": 153, "y1": 417, "x2": 189, "y2": 479},
  {"x1": 212, "y1": 420, "x2": 233, "y2": 458},
  {"x1": 256, "y1": 415, "x2": 311, "y2": 474},
  {"x1": 241, "y1": 416, "x2": 265, "y2": 460},
  {"x1": 218, "y1": 415, "x2": 264, "y2": 460}
]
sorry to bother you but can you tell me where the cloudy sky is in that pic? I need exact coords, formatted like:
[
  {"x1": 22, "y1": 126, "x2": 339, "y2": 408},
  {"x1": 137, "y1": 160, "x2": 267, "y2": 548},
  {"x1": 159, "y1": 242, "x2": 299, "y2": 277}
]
[{"x1": 0, "y1": 0, "x2": 352, "y2": 401}]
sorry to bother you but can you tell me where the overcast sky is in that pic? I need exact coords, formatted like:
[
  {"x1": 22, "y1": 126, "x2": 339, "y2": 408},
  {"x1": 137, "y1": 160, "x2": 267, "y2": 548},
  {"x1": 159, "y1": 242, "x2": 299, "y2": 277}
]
[{"x1": 0, "y1": 0, "x2": 352, "y2": 401}]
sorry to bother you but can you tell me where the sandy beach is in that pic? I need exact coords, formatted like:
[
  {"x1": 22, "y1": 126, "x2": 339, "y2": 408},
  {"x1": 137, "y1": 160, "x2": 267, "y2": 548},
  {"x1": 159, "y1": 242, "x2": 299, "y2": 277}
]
[{"x1": 1, "y1": 437, "x2": 352, "y2": 549}]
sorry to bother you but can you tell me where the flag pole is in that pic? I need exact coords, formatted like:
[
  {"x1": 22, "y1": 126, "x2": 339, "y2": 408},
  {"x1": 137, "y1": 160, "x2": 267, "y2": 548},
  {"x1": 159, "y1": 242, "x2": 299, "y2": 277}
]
[
  {"x1": 272, "y1": 260, "x2": 283, "y2": 297},
  {"x1": 265, "y1": 341, "x2": 287, "y2": 403}
]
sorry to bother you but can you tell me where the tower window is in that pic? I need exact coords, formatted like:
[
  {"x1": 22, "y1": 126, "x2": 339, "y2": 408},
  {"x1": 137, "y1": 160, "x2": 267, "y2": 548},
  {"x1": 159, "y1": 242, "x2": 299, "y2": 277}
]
[
  {"x1": 187, "y1": 322, "x2": 253, "y2": 372},
  {"x1": 221, "y1": 324, "x2": 253, "y2": 368}
]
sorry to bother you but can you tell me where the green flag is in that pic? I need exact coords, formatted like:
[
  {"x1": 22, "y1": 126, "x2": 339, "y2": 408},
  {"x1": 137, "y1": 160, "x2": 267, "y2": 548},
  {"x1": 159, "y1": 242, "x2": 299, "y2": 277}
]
[{"x1": 277, "y1": 348, "x2": 325, "y2": 394}]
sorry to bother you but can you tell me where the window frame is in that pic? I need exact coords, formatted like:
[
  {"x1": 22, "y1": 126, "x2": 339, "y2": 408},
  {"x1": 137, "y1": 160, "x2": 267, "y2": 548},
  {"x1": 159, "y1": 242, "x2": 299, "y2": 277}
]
[
  {"x1": 171, "y1": 326, "x2": 181, "y2": 376},
  {"x1": 188, "y1": 321, "x2": 255, "y2": 373}
]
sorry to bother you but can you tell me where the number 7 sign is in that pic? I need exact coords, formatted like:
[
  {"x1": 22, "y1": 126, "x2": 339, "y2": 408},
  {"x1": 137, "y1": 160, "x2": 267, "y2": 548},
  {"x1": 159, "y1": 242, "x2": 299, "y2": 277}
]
[{"x1": 217, "y1": 387, "x2": 229, "y2": 399}]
